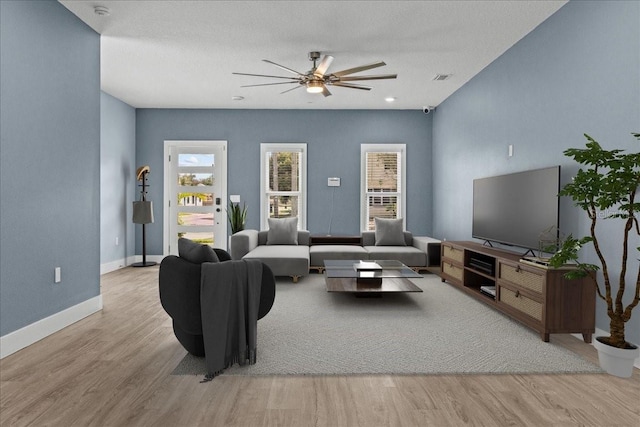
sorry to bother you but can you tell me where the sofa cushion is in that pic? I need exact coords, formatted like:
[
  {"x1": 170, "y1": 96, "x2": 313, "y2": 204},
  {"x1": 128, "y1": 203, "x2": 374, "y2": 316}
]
[
  {"x1": 267, "y1": 217, "x2": 298, "y2": 245},
  {"x1": 178, "y1": 238, "x2": 219, "y2": 264},
  {"x1": 374, "y1": 217, "x2": 406, "y2": 246}
]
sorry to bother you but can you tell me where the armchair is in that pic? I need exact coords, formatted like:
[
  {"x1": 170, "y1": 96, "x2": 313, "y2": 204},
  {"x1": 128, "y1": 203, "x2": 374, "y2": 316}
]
[{"x1": 159, "y1": 247, "x2": 276, "y2": 357}]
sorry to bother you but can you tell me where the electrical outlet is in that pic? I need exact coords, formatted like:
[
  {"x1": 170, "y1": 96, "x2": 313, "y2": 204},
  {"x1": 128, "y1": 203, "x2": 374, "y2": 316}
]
[
  {"x1": 508, "y1": 144, "x2": 514, "y2": 157},
  {"x1": 115, "y1": 237, "x2": 119, "y2": 245},
  {"x1": 54, "y1": 267, "x2": 61, "y2": 283}
]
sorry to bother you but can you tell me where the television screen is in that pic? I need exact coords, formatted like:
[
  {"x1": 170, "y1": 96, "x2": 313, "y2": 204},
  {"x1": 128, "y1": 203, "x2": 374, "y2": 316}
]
[{"x1": 472, "y1": 166, "x2": 560, "y2": 251}]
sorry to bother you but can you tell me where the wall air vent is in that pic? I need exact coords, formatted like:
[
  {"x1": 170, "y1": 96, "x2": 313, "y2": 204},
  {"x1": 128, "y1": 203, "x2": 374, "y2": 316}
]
[{"x1": 432, "y1": 74, "x2": 451, "y2": 81}]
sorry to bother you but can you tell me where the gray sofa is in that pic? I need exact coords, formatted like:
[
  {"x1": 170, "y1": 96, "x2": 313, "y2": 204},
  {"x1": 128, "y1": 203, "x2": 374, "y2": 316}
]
[{"x1": 230, "y1": 229, "x2": 440, "y2": 282}]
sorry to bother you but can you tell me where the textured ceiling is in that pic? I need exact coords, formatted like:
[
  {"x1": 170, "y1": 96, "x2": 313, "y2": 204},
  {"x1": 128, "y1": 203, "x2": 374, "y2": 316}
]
[{"x1": 59, "y1": 1, "x2": 567, "y2": 110}]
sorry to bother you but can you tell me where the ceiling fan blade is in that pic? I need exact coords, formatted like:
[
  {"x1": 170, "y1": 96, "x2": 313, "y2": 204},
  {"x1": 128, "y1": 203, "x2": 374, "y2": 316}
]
[
  {"x1": 321, "y1": 85, "x2": 332, "y2": 97},
  {"x1": 330, "y1": 82, "x2": 372, "y2": 91},
  {"x1": 314, "y1": 55, "x2": 334, "y2": 77},
  {"x1": 332, "y1": 61, "x2": 386, "y2": 77},
  {"x1": 281, "y1": 85, "x2": 304, "y2": 94},
  {"x1": 262, "y1": 59, "x2": 304, "y2": 76},
  {"x1": 232, "y1": 72, "x2": 300, "y2": 80},
  {"x1": 338, "y1": 74, "x2": 397, "y2": 81},
  {"x1": 240, "y1": 82, "x2": 300, "y2": 88}
]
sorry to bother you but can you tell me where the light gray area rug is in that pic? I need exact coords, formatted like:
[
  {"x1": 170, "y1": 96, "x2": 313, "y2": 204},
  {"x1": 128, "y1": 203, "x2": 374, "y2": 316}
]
[{"x1": 172, "y1": 273, "x2": 601, "y2": 376}]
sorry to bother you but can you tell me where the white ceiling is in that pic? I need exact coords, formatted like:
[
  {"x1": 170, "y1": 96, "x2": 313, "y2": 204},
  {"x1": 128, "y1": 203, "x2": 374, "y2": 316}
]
[{"x1": 60, "y1": 0, "x2": 567, "y2": 110}]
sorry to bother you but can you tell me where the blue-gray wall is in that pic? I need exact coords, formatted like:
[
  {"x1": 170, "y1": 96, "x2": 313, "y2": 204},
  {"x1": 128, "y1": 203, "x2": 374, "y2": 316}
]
[
  {"x1": 432, "y1": 0, "x2": 640, "y2": 344},
  {"x1": 0, "y1": 0, "x2": 100, "y2": 336},
  {"x1": 101, "y1": 92, "x2": 136, "y2": 266},
  {"x1": 135, "y1": 109, "x2": 433, "y2": 255}
]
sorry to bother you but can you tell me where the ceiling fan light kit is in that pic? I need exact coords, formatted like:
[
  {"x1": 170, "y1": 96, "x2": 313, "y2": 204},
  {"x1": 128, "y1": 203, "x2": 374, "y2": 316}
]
[
  {"x1": 233, "y1": 51, "x2": 397, "y2": 98},
  {"x1": 306, "y1": 81, "x2": 324, "y2": 94}
]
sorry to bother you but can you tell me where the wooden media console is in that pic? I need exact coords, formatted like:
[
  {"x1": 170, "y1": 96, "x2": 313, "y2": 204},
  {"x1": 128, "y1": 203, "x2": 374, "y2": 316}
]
[{"x1": 440, "y1": 241, "x2": 595, "y2": 342}]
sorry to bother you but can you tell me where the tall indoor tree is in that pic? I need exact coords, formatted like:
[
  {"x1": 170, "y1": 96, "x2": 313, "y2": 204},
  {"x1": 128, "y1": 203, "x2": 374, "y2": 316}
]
[{"x1": 549, "y1": 133, "x2": 639, "y2": 375}]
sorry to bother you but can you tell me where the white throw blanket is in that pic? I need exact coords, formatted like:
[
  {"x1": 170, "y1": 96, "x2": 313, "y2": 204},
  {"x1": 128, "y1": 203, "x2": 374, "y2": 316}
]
[{"x1": 199, "y1": 259, "x2": 263, "y2": 381}]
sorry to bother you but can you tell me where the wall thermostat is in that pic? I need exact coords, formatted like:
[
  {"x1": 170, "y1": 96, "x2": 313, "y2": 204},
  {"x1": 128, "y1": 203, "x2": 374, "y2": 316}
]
[{"x1": 328, "y1": 177, "x2": 341, "y2": 187}]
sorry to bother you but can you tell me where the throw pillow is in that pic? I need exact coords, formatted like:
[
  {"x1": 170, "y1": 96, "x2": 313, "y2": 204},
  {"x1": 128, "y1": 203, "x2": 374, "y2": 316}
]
[
  {"x1": 266, "y1": 217, "x2": 298, "y2": 245},
  {"x1": 374, "y1": 217, "x2": 406, "y2": 246},
  {"x1": 178, "y1": 238, "x2": 220, "y2": 264}
]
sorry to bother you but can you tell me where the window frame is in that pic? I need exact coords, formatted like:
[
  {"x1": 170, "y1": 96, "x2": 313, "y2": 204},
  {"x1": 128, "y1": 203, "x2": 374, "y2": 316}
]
[
  {"x1": 260, "y1": 143, "x2": 307, "y2": 230},
  {"x1": 360, "y1": 144, "x2": 407, "y2": 231}
]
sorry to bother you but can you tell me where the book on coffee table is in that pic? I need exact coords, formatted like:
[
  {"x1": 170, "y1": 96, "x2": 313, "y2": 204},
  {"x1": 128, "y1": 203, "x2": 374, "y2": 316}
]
[{"x1": 353, "y1": 261, "x2": 382, "y2": 272}]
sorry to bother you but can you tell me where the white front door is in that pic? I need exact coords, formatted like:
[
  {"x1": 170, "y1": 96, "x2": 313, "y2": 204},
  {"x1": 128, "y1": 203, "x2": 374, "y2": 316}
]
[{"x1": 164, "y1": 141, "x2": 227, "y2": 255}]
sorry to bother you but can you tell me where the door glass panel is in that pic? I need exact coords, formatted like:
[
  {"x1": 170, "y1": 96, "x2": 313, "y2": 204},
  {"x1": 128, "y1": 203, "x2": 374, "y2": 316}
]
[
  {"x1": 178, "y1": 173, "x2": 214, "y2": 186},
  {"x1": 178, "y1": 154, "x2": 214, "y2": 167},
  {"x1": 269, "y1": 195, "x2": 298, "y2": 218},
  {"x1": 177, "y1": 192, "x2": 214, "y2": 207},
  {"x1": 177, "y1": 231, "x2": 214, "y2": 245},
  {"x1": 178, "y1": 212, "x2": 215, "y2": 226}
]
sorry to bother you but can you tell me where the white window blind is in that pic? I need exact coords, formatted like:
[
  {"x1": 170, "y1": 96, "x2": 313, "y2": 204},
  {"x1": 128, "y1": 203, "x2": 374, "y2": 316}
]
[
  {"x1": 361, "y1": 144, "x2": 406, "y2": 231},
  {"x1": 260, "y1": 143, "x2": 307, "y2": 229}
]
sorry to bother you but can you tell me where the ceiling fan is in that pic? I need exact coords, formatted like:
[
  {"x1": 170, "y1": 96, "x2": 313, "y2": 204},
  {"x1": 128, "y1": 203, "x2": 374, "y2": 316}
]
[{"x1": 232, "y1": 51, "x2": 397, "y2": 97}]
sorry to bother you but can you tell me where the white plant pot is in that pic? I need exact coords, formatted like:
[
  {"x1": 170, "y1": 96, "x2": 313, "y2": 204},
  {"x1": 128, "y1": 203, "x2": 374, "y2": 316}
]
[{"x1": 593, "y1": 336, "x2": 639, "y2": 378}]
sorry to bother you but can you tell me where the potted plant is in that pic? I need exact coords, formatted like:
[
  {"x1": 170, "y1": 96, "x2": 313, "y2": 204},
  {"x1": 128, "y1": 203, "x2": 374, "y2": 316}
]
[
  {"x1": 548, "y1": 133, "x2": 639, "y2": 377},
  {"x1": 227, "y1": 200, "x2": 248, "y2": 234}
]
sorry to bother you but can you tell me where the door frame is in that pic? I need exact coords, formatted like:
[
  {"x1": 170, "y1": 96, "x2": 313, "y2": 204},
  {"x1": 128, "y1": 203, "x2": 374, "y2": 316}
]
[{"x1": 163, "y1": 140, "x2": 228, "y2": 255}]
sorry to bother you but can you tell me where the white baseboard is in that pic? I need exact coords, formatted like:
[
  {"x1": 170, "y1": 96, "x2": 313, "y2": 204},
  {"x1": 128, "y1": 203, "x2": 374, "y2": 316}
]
[
  {"x1": 100, "y1": 255, "x2": 163, "y2": 275},
  {"x1": 100, "y1": 257, "x2": 134, "y2": 274},
  {"x1": 572, "y1": 327, "x2": 640, "y2": 369},
  {"x1": 0, "y1": 295, "x2": 103, "y2": 359}
]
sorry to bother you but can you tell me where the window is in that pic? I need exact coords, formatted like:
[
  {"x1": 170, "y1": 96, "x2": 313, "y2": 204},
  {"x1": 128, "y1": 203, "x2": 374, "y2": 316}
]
[
  {"x1": 361, "y1": 144, "x2": 406, "y2": 231},
  {"x1": 260, "y1": 143, "x2": 307, "y2": 230}
]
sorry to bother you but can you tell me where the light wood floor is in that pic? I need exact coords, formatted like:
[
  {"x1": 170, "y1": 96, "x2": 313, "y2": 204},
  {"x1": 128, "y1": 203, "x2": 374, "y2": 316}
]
[{"x1": 1, "y1": 266, "x2": 638, "y2": 427}]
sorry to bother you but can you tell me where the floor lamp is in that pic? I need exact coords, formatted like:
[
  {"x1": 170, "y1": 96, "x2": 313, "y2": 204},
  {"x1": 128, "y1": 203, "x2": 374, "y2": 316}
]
[{"x1": 132, "y1": 166, "x2": 156, "y2": 267}]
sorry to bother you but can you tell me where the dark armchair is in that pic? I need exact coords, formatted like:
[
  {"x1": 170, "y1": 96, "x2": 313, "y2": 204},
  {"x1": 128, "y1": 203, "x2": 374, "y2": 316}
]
[{"x1": 159, "y1": 247, "x2": 276, "y2": 357}]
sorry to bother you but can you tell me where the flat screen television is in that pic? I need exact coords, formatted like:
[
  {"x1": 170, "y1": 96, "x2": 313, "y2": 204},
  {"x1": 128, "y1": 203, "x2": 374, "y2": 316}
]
[{"x1": 472, "y1": 166, "x2": 560, "y2": 252}]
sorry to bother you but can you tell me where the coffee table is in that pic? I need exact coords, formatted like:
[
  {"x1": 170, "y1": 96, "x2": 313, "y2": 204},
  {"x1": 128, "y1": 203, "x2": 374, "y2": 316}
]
[{"x1": 323, "y1": 259, "x2": 423, "y2": 296}]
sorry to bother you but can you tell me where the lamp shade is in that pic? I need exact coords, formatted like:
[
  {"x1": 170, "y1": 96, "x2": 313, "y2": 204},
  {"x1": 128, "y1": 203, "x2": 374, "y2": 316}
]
[{"x1": 132, "y1": 200, "x2": 154, "y2": 224}]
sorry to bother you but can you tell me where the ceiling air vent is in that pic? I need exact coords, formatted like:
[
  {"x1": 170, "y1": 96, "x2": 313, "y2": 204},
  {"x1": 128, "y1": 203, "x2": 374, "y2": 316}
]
[{"x1": 432, "y1": 74, "x2": 451, "y2": 81}]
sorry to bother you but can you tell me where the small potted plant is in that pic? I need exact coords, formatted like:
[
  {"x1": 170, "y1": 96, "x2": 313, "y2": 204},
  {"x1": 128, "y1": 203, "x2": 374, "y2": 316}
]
[
  {"x1": 549, "y1": 133, "x2": 639, "y2": 377},
  {"x1": 227, "y1": 200, "x2": 248, "y2": 234}
]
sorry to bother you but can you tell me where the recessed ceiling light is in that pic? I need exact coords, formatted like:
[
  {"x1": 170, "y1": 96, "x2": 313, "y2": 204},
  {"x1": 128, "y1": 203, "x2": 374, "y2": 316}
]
[
  {"x1": 433, "y1": 74, "x2": 451, "y2": 81},
  {"x1": 94, "y1": 6, "x2": 110, "y2": 16},
  {"x1": 231, "y1": 96, "x2": 244, "y2": 101},
  {"x1": 385, "y1": 97, "x2": 396, "y2": 102}
]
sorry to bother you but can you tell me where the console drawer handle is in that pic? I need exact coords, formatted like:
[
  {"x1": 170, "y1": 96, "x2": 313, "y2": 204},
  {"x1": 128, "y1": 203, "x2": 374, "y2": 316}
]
[
  {"x1": 515, "y1": 290, "x2": 520, "y2": 298},
  {"x1": 515, "y1": 265, "x2": 521, "y2": 273}
]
